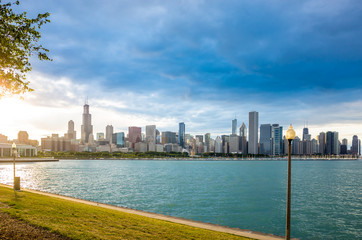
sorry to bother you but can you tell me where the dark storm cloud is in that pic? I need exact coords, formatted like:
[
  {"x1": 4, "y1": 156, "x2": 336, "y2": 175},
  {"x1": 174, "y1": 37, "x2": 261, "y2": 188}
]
[{"x1": 18, "y1": 0, "x2": 362, "y2": 131}]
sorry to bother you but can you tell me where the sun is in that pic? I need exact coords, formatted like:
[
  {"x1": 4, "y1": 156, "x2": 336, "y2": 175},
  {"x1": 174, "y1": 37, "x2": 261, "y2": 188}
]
[{"x1": 0, "y1": 97, "x2": 36, "y2": 139}]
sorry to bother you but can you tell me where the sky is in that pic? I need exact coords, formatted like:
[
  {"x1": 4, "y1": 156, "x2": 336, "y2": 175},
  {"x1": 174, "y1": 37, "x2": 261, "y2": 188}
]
[{"x1": 1, "y1": 0, "x2": 362, "y2": 142}]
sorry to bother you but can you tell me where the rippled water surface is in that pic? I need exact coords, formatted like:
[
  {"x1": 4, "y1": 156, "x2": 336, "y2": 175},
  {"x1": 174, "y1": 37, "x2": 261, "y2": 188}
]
[{"x1": 0, "y1": 159, "x2": 361, "y2": 239}]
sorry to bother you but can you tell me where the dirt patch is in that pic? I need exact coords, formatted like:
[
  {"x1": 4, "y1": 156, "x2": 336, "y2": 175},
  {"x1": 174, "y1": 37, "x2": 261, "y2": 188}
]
[{"x1": 0, "y1": 211, "x2": 69, "y2": 240}]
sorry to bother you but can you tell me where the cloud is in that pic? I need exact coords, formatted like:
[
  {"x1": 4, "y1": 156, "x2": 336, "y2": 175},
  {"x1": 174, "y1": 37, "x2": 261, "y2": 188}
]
[
  {"x1": 3, "y1": 0, "x2": 360, "y2": 142},
  {"x1": 21, "y1": 1, "x2": 361, "y2": 99}
]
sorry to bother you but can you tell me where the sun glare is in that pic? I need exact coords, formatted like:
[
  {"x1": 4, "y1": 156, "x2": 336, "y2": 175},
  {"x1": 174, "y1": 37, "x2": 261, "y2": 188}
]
[{"x1": 0, "y1": 97, "x2": 37, "y2": 139}]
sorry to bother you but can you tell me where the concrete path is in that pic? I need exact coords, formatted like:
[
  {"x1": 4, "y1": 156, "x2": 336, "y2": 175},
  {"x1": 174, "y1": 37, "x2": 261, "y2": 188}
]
[{"x1": 0, "y1": 184, "x2": 293, "y2": 240}]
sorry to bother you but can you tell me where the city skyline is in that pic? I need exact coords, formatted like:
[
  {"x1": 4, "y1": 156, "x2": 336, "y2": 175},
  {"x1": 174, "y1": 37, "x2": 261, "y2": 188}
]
[
  {"x1": 1, "y1": 105, "x2": 360, "y2": 156},
  {"x1": 0, "y1": 0, "x2": 361, "y2": 141},
  {"x1": 1, "y1": 102, "x2": 360, "y2": 149}
]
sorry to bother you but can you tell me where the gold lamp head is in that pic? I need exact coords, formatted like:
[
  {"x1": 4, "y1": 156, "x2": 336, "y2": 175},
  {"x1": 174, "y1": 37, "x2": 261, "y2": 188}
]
[
  {"x1": 12, "y1": 142, "x2": 16, "y2": 149},
  {"x1": 286, "y1": 125, "x2": 296, "y2": 140}
]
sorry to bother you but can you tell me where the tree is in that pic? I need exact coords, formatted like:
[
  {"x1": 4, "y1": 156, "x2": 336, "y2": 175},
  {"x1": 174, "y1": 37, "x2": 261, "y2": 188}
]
[{"x1": 0, "y1": 0, "x2": 51, "y2": 97}]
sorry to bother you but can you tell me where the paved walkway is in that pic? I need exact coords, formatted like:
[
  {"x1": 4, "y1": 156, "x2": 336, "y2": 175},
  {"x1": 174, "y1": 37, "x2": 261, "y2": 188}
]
[{"x1": 0, "y1": 184, "x2": 291, "y2": 240}]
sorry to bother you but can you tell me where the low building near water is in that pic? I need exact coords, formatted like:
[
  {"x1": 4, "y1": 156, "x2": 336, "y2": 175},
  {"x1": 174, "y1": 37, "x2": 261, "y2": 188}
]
[{"x1": 0, "y1": 143, "x2": 37, "y2": 157}]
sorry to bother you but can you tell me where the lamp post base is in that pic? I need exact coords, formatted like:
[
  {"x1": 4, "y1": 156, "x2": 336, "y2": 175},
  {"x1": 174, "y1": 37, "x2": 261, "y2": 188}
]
[{"x1": 14, "y1": 177, "x2": 20, "y2": 191}]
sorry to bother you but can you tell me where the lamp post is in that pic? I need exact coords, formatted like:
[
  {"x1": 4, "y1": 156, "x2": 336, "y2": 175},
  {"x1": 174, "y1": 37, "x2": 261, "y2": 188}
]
[
  {"x1": 285, "y1": 125, "x2": 295, "y2": 240},
  {"x1": 12, "y1": 142, "x2": 17, "y2": 190}
]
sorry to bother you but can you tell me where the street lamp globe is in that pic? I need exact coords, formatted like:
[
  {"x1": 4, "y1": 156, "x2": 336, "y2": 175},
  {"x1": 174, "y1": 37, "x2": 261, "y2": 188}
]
[
  {"x1": 286, "y1": 125, "x2": 296, "y2": 140},
  {"x1": 12, "y1": 142, "x2": 16, "y2": 150}
]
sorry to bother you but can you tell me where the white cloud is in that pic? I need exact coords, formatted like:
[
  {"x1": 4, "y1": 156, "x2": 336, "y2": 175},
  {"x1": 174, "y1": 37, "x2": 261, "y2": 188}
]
[{"x1": 1, "y1": 71, "x2": 361, "y2": 143}]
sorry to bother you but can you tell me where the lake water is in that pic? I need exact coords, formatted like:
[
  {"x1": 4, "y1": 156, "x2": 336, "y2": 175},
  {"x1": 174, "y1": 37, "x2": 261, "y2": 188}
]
[{"x1": 0, "y1": 159, "x2": 361, "y2": 239}]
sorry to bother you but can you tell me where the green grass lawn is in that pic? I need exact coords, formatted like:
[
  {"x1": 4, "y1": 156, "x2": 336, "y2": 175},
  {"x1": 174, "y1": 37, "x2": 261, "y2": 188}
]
[{"x1": 0, "y1": 186, "x2": 253, "y2": 240}]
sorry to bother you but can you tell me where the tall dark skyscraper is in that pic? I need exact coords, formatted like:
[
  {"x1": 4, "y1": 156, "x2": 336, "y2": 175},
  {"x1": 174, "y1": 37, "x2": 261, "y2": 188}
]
[
  {"x1": 351, "y1": 135, "x2": 359, "y2": 155},
  {"x1": 303, "y1": 127, "x2": 311, "y2": 141},
  {"x1": 260, "y1": 124, "x2": 272, "y2": 155},
  {"x1": 272, "y1": 124, "x2": 283, "y2": 155},
  {"x1": 326, "y1": 131, "x2": 339, "y2": 155},
  {"x1": 204, "y1": 133, "x2": 211, "y2": 152},
  {"x1": 319, "y1": 132, "x2": 326, "y2": 154},
  {"x1": 178, "y1": 122, "x2": 185, "y2": 148},
  {"x1": 81, "y1": 103, "x2": 93, "y2": 144},
  {"x1": 326, "y1": 131, "x2": 333, "y2": 155}
]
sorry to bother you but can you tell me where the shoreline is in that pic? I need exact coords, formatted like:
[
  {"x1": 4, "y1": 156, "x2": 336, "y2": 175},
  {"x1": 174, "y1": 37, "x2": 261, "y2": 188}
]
[
  {"x1": 55, "y1": 157, "x2": 359, "y2": 161},
  {"x1": 0, "y1": 183, "x2": 289, "y2": 240},
  {"x1": 0, "y1": 157, "x2": 59, "y2": 163}
]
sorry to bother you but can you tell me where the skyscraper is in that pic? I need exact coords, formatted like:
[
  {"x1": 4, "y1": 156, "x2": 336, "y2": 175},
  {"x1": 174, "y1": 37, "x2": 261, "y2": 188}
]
[
  {"x1": 229, "y1": 135, "x2": 240, "y2": 153},
  {"x1": 106, "y1": 125, "x2": 113, "y2": 144},
  {"x1": 178, "y1": 122, "x2": 185, "y2": 148},
  {"x1": 17, "y1": 131, "x2": 29, "y2": 144},
  {"x1": 326, "y1": 131, "x2": 339, "y2": 155},
  {"x1": 221, "y1": 135, "x2": 229, "y2": 153},
  {"x1": 302, "y1": 127, "x2": 311, "y2": 141},
  {"x1": 113, "y1": 132, "x2": 125, "y2": 147},
  {"x1": 326, "y1": 131, "x2": 333, "y2": 155},
  {"x1": 333, "y1": 132, "x2": 339, "y2": 155},
  {"x1": 260, "y1": 124, "x2": 272, "y2": 155},
  {"x1": 239, "y1": 122, "x2": 247, "y2": 154},
  {"x1": 195, "y1": 135, "x2": 204, "y2": 143},
  {"x1": 146, "y1": 125, "x2": 156, "y2": 144},
  {"x1": 161, "y1": 131, "x2": 177, "y2": 144},
  {"x1": 128, "y1": 126, "x2": 142, "y2": 148},
  {"x1": 67, "y1": 120, "x2": 76, "y2": 140},
  {"x1": 232, "y1": 119, "x2": 237, "y2": 135},
  {"x1": 204, "y1": 133, "x2": 211, "y2": 152},
  {"x1": 248, "y1": 111, "x2": 259, "y2": 154},
  {"x1": 96, "y1": 132, "x2": 104, "y2": 141},
  {"x1": 214, "y1": 136, "x2": 222, "y2": 153},
  {"x1": 351, "y1": 135, "x2": 359, "y2": 155},
  {"x1": 239, "y1": 123, "x2": 247, "y2": 137},
  {"x1": 271, "y1": 124, "x2": 283, "y2": 155},
  {"x1": 81, "y1": 103, "x2": 93, "y2": 144},
  {"x1": 340, "y1": 138, "x2": 348, "y2": 155},
  {"x1": 319, "y1": 132, "x2": 326, "y2": 154}
]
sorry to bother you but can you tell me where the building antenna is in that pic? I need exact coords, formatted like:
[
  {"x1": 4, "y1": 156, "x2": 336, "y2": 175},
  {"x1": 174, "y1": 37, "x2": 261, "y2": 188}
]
[{"x1": 85, "y1": 96, "x2": 88, "y2": 105}]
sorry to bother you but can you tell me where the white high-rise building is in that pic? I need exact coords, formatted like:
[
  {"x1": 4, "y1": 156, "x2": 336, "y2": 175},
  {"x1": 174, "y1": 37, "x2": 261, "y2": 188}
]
[
  {"x1": 248, "y1": 111, "x2": 259, "y2": 154},
  {"x1": 214, "y1": 136, "x2": 223, "y2": 153},
  {"x1": 146, "y1": 125, "x2": 156, "y2": 144},
  {"x1": 106, "y1": 125, "x2": 113, "y2": 144}
]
